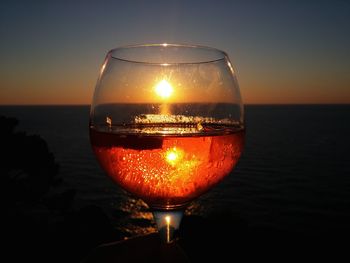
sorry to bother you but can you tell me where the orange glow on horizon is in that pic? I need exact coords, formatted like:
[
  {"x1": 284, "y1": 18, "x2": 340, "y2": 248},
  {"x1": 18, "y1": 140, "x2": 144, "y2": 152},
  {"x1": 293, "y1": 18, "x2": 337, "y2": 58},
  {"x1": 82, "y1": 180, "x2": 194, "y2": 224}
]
[{"x1": 1, "y1": 73, "x2": 350, "y2": 105}]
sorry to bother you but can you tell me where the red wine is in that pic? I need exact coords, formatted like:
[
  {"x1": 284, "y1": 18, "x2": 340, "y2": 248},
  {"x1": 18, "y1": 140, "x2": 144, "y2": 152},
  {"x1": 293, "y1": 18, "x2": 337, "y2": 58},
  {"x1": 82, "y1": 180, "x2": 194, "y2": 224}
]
[{"x1": 90, "y1": 124, "x2": 244, "y2": 208}]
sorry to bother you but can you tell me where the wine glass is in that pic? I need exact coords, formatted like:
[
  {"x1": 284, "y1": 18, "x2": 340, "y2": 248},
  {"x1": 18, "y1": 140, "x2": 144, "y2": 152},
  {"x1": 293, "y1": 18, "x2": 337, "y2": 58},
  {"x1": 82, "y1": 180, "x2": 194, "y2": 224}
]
[{"x1": 89, "y1": 44, "x2": 244, "y2": 244}]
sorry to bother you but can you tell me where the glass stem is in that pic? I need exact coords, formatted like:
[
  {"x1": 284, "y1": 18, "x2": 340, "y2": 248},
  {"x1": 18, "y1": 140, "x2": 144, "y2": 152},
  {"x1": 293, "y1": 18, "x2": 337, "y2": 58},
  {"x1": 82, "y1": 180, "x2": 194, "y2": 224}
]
[{"x1": 152, "y1": 209, "x2": 183, "y2": 244}]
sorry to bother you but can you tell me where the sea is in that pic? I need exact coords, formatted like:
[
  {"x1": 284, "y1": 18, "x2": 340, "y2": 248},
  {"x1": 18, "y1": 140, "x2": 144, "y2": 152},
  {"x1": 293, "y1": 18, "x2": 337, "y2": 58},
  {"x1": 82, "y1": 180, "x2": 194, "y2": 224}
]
[{"x1": 1, "y1": 105, "x2": 350, "y2": 237}]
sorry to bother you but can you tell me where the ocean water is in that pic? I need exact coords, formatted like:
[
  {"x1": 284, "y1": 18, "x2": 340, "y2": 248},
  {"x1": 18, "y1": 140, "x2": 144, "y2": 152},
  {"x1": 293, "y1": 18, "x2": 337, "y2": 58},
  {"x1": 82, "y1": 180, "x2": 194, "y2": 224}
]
[{"x1": 1, "y1": 105, "x2": 350, "y2": 236}]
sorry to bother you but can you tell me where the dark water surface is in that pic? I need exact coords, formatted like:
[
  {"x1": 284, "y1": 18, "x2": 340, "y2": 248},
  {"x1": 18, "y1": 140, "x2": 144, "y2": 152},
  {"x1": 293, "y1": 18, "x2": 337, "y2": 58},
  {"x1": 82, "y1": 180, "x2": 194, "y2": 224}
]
[{"x1": 1, "y1": 105, "x2": 350, "y2": 236}]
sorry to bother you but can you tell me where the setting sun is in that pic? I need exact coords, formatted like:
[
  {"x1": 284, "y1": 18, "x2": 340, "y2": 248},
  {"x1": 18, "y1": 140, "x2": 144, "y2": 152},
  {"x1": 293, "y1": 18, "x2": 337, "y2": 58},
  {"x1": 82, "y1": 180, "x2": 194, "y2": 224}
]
[{"x1": 155, "y1": 80, "x2": 173, "y2": 99}]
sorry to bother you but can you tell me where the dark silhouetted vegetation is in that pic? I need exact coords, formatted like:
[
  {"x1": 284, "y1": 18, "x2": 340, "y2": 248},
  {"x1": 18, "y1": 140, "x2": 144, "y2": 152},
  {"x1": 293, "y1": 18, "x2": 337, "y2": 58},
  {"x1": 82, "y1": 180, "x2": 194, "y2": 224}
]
[{"x1": 1, "y1": 116, "x2": 120, "y2": 262}]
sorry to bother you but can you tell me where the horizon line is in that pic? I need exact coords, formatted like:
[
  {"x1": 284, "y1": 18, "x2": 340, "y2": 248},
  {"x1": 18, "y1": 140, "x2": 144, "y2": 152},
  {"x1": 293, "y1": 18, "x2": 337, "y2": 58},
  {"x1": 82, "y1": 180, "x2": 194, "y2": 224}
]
[{"x1": 0, "y1": 103, "x2": 350, "y2": 107}]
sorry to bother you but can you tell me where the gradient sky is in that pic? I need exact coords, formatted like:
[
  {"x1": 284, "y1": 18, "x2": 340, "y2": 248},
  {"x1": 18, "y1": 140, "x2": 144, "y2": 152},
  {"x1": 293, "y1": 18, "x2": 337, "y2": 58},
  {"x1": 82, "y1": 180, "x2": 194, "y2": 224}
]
[{"x1": 1, "y1": 0, "x2": 349, "y2": 105}]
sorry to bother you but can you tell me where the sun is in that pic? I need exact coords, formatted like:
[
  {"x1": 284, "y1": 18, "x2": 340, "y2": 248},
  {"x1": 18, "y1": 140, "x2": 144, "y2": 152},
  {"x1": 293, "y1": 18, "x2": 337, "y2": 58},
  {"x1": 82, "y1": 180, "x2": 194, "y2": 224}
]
[{"x1": 155, "y1": 79, "x2": 173, "y2": 99}]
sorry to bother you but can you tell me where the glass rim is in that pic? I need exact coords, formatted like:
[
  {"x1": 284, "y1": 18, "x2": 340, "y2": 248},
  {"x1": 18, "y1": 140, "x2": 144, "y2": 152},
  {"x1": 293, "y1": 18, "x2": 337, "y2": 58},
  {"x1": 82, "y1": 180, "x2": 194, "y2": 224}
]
[{"x1": 108, "y1": 43, "x2": 229, "y2": 65}]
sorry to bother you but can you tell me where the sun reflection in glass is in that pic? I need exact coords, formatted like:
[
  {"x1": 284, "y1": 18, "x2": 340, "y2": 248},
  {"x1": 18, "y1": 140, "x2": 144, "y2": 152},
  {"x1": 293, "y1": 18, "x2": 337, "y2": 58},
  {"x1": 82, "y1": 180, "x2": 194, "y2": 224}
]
[
  {"x1": 165, "y1": 147, "x2": 184, "y2": 167},
  {"x1": 155, "y1": 79, "x2": 173, "y2": 99},
  {"x1": 165, "y1": 215, "x2": 171, "y2": 243},
  {"x1": 165, "y1": 215, "x2": 171, "y2": 224}
]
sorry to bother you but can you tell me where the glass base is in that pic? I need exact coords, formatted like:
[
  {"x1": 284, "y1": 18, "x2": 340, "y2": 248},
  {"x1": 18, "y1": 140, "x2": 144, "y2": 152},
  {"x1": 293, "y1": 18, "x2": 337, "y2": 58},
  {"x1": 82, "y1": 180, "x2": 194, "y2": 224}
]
[{"x1": 152, "y1": 209, "x2": 183, "y2": 244}]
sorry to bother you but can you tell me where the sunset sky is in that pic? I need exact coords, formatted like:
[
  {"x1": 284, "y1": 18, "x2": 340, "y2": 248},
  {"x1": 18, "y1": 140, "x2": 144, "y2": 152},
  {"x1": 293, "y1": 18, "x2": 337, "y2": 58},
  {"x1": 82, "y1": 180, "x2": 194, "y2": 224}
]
[{"x1": 0, "y1": 0, "x2": 349, "y2": 105}]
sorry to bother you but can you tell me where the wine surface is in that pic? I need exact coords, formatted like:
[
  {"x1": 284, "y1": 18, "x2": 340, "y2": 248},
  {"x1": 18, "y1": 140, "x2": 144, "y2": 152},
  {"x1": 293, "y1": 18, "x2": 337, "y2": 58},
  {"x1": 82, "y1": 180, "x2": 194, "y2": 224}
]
[{"x1": 90, "y1": 124, "x2": 244, "y2": 208}]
